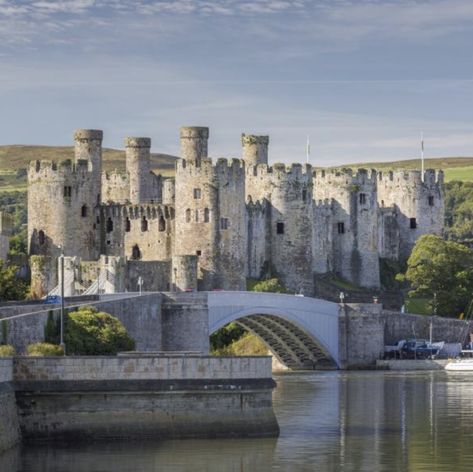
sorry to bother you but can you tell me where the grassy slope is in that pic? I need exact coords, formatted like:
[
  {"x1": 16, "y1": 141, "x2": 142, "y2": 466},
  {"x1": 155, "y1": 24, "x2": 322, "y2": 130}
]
[
  {"x1": 212, "y1": 332, "x2": 268, "y2": 356},
  {"x1": 0, "y1": 145, "x2": 177, "y2": 192},
  {"x1": 340, "y1": 156, "x2": 473, "y2": 182}
]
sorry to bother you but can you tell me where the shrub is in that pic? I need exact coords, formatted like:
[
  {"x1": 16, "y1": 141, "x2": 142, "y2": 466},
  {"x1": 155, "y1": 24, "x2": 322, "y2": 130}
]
[
  {"x1": 26, "y1": 342, "x2": 64, "y2": 356},
  {"x1": 0, "y1": 345, "x2": 16, "y2": 357},
  {"x1": 250, "y1": 278, "x2": 288, "y2": 294},
  {"x1": 65, "y1": 306, "x2": 135, "y2": 355}
]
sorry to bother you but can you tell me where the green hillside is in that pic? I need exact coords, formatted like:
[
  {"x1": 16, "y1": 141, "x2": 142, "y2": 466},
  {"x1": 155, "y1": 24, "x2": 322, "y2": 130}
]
[
  {"x1": 0, "y1": 145, "x2": 177, "y2": 192},
  {"x1": 341, "y1": 156, "x2": 473, "y2": 182}
]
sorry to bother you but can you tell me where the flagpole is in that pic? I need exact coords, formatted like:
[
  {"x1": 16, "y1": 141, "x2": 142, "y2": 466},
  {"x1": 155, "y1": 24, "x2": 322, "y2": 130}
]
[
  {"x1": 421, "y1": 132, "x2": 424, "y2": 182},
  {"x1": 306, "y1": 135, "x2": 310, "y2": 164}
]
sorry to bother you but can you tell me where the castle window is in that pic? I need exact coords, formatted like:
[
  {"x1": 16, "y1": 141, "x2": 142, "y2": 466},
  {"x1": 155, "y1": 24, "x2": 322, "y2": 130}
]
[
  {"x1": 410, "y1": 218, "x2": 417, "y2": 229},
  {"x1": 193, "y1": 188, "x2": 201, "y2": 199},
  {"x1": 195, "y1": 210, "x2": 199, "y2": 223},
  {"x1": 381, "y1": 200, "x2": 385, "y2": 207},
  {"x1": 186, "y1": 209, "x2": 191, "y2": 223},
  {"x1": 159, "y1": 216, "x2": 166, "y2": 232},
  {"x1": 141, "y1": 217, "x2": 148, "y2": 232},
  {"x1": 96, "y1": 216, "x2": 100, "y2": 224},
  {"x1": 302, "y1": 189, "x2": 307, "y2": 202},
  {"x1": 359, "y1": 193, "x2": 366, "y2": 205},
  {"x1": 125, "y1": 217, "x2": 131, "y2": 232},
  {"x1": 106, "y1": 217, "x2": 113, "y2": 233},
  {"x1": 81, "y1": 205, "x2": 88, "y2": 217},
  {"x1": 132, "y1": 244, "x2": 141, "y2": 260},
  {"x1": 63, "y1": 186, "x2": 72, "y2": 198},
  {"x1": 204, "y1": 208, "x2": 210, "y2": 223},
  {"x1": 220, "y1": 218, "x2": 229, "y2": 230},
  {"x1": 337, "y1": 222, "x2": 345, "y2": 234},
  {"x1": 428, "y1": 196, "x2": 434, "y2": 206},
  {"x1": 38, "y1": 230, "x2": 45, "y2": 245},
  {"x1": 276, "y1": 222, "x2": 285, "y2": 234},
  {"x1": 196, "y1": 250, "x2": 202, "y2": 256}
]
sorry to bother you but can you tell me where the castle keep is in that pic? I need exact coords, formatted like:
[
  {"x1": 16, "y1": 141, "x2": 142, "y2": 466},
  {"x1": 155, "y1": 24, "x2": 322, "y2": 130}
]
[{"x1": 27, "y1": 127, "x2": 444, "y2": 297}]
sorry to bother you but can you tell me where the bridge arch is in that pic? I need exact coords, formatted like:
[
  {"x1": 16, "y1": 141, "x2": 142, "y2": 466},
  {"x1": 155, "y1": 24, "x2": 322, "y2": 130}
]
[{"x1": 208, "y1": 292, "x2": 341, "y2": 369}]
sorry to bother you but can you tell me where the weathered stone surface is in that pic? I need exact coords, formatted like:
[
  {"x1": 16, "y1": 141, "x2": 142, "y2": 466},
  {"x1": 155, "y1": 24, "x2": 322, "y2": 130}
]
[
  {"x1": 0, "y1": 359, "x2": 20, "y2": 453},
  {"x1": 27, "y1": 127, "x2": 445, "y2": 296}
]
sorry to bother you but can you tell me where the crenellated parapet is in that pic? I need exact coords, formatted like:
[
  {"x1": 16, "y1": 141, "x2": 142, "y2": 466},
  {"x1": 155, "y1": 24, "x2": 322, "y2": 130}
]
[
  {"x1": 99, "y1": 202, "x2": 173, "y2": 221},
  {"x1": 28, "y1": 159, "x2": 93, "y2": 183}
]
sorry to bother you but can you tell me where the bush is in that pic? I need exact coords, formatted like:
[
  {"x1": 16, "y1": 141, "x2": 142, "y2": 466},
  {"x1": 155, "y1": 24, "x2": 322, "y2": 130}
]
[
  {"x1": 0, "y1": 345, "x2": 16, "y2": 357},
  {"x1": 250, "y1": 278, "x2": 288, "y2": 293},
  {"x1": 65, "y1": 306, "x2": 135, "y2": 355},
  {"x1": 26, "y1": 342, "x2": 64, "y2": 356}
]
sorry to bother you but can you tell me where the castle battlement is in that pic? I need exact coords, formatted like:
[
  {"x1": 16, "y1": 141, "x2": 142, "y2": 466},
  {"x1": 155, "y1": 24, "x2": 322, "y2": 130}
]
[
  {"x1": 100, "y1": 203, "x2": 172, "y2": 220},
  {"x1": 313, "y1": 168, "x2": 377, "y2": 187},
  {"x1": 246, "y1": 199, "x2": 268, "y2": 215},
  {"x1": 246, "y1": 162, "x2": 312, "y2": 178},
  {"x1": 28, "y1": 159, "x2": 93, "y2": 182},
  {"x1": 378, "y1": 169, "x2": 444, "y2": 188}
]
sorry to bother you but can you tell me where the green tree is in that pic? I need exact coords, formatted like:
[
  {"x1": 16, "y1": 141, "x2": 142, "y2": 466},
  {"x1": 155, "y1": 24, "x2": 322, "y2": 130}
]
[
  {"x1": 0, "y1": 260, "x2": 28, "y2": 301},
  {"x1": 399, "y1": 234, "x2": 473, "y2": 317},
  {"x1": 64, "y1": 306, "x2": 135, "y2": 355}
]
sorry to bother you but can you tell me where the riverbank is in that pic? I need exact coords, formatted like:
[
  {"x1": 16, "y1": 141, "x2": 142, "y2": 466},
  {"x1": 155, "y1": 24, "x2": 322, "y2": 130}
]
[
  {"x1": 377, "y1": 359, "x2": 450, "y2": 370},
  {"x1": 0, "y1": 355, "x2": 278, "y2": 452}
]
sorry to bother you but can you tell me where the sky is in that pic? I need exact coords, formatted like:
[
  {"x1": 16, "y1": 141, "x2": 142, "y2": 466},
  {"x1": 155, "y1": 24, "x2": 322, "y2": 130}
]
[{"x1": 0, "y1": 0, "x2": 472, "y2": 166}]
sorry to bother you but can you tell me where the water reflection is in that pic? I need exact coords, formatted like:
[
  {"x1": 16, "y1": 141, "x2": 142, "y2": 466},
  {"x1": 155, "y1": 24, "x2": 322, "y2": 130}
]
[{"x1": 3, "y1": 371, "x2": 473, "y2": 472}]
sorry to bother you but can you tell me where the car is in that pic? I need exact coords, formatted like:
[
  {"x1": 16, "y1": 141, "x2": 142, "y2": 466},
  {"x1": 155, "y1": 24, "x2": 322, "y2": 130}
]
[
  {"x1": 401, "y1": 338, "x2": 442, "y2": 359},
  {"x1": 44, "y1": 295, "x2": 61, "y2": 304}
]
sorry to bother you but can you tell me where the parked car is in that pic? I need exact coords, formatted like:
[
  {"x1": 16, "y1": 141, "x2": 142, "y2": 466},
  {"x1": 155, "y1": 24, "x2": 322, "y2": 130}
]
[{"x1": 401, "y1": 339, "x2": 442, "y2": 359}]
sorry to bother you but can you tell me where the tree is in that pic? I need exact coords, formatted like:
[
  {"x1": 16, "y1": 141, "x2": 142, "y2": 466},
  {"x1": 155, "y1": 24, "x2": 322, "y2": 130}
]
[
  {"x1": 399, "y1": 235, "x2": 473, "y2": 317},
  {"x1": 250, "y1": 278, "x2": 288, "y2": 293},
  {"x1": 64, "y1": 306, "x2": 135, "y2": 355},
  {"x1": 0, "y1": 260, "x2": 28, "y2": 301}
]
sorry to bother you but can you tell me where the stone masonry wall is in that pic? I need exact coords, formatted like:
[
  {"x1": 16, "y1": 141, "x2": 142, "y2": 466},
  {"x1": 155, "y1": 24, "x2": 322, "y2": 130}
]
[{"x1": 0, "y1": 359, "x2": 20, "y2": 453}]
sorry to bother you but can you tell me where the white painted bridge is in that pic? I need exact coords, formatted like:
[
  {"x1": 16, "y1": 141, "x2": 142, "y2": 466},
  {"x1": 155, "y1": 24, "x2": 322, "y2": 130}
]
[{"x1": 207, "y1": 292, "x2": 342, "y2": 369}]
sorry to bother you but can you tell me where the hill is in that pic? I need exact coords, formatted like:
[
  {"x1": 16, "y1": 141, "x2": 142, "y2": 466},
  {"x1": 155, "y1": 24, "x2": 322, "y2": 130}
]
[
  {"x1": 338, "y1": 156, "x2": 473, "y2": 182},
  {"x1": 0, "y1": 145, "x2": 177, "y2": 192}
]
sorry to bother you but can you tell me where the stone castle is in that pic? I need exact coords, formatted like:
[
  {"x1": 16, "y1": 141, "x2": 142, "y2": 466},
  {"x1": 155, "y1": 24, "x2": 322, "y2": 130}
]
[{"x1": 27, "y1": 127, "x2": 444, "y2": 297}]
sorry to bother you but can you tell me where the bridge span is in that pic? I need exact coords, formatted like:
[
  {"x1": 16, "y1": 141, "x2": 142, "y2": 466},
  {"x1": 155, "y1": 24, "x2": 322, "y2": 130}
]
[{"x1": 1, "y1": 291, "x2": 392, "y2": 369}]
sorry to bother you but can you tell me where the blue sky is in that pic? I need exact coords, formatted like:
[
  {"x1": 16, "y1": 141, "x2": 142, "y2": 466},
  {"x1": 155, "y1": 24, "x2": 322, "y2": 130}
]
[{"x1": 0, "y1": 0, "x2": 472, "y2": 166}]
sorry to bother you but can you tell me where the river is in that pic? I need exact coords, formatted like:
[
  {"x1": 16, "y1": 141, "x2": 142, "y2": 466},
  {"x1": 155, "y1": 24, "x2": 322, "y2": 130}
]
[{"x1": 2, "y1": 370, "x2": 473, "y2": 471}]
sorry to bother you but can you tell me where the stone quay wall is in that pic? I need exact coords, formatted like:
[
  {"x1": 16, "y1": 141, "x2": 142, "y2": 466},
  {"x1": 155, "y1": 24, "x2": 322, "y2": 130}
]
[
  {"x1": 0, "y1": 359, "x2": 20, "y2": 453},
  {"x1": 0, "y1": 293, "x2": 162, "y2": 353},
  {"x1": 13, "y1": 355, "x2": 278, "y2": 441}
]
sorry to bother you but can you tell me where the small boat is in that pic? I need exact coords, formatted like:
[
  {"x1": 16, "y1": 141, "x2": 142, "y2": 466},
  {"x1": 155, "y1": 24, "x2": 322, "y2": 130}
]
[{"x1": 445, "y1": 359, "x2": 473, "y2": 371}]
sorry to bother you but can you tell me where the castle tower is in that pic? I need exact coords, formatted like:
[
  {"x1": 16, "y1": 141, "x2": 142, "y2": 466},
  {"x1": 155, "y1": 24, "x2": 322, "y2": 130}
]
[
  {"x1": 73, "y1": 129, "x2": 103, "y2": 205},
  {"x1": 313, "y1": 169, "x2": 380, "y2": 288},
  {"x1": 180, "y1": 127, "x2": 209, "y2": 165},
  {"x1": 125, "y1": 137, "x2": 151, "y2": 204},
  {"x1": 268, "y1": 164, "x2": 314, "y2": 294},
  {"x1": 172, "y1": 255, "x2": 198, "y2": 291},
  {"x1": 241, "y1": 134, "x2": 269, "y2": 166},
  {"x1": 377, "y1": 169, "x2": 444, "y2": 260},
  {"x1": 175, "y1": 128, "x2": 246, "y2": 290}
]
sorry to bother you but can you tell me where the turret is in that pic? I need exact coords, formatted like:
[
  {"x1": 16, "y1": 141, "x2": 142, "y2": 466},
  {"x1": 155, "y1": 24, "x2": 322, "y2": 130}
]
[
  {"x1": 125, "y1": 137, "x2": 151, "y2": 204},
  {"x1": 180, "y1": 127, "x2": 209, "y2": 165},
  {"x1": 73, "y1": 129, "x2": 103, "y2": 204},
  {"x1": 241, "y1": 134, "x2": 269, "y2": 166}
]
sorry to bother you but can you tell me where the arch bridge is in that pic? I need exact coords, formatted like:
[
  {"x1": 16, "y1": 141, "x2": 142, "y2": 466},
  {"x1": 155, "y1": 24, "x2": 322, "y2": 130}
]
[{"x1": 207, "y1": 292, "x2": 342, "y2": 369}]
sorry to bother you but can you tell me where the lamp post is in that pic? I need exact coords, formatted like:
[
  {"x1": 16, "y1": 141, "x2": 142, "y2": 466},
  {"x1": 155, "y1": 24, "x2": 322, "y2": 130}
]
[
  {"x1": 59, "y1": 248, "x2": 66, "y2": 354},
  {"x1": 137, "y1": 276, "x2": 143, "y2": 295}
]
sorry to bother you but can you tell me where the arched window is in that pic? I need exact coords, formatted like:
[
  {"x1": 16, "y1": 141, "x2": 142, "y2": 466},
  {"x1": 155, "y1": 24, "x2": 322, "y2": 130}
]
[
  {"x1": 159, "y1": 216, "x2": 166, "y2": 232},
  {"x1": 38, "y1": 230, "x2": 45, "y2": 245},
  {"x1": 141, "y1": 216, "x2": 148, "y2": 232},
  {"x1": 81, "y1": 205, "x2": 88, "y2": 217},
  {"x1": 186, "y1": 209, "x2": 191, "y2": 223},
  {"x1": 106, "y1": 217, "x2": 113, "y2": 233},
  {"x1": 125, "y1": 217, "x2": 131, "y2": 232},
  {"x1": 204, "y1": 208, "x2": 210, "y2": 223},
  {"x1": 132, "y1": 244, "x2": 141, "y2": 260}
]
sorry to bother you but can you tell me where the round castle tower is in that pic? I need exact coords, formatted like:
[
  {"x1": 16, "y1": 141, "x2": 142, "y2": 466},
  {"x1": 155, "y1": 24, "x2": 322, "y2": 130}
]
[
  {"x1": 241, "y1": 134, "x2": 269, "y2": 166},
  {"x1": 28, "y1": 129, "x2": 102, "y2": 260},
  {"x1": 313, "y1": 169, "x2": 380, "y2": 288},
  {"x1": 377, "y1": 169, "x2": 444, "y2": 259},
  {"x1": 180, "y1": 127, "x2": 209, "y2": 165},
  {"x1": 269, "y1": 163, "x2": 314, "y2": 294},
  {"x1": 125, "y1": 137, "x2": 151, "y2": 204},
  {"x1": 73, "y1": 129, "x2": 103, "y2": 205},
  {"x1": 174, "y1": 126, "x2": 246, "y2": 290}
]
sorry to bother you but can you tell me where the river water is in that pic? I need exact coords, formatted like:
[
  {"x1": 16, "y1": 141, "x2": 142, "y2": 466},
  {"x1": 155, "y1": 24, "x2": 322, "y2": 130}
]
[{"x1": 2, "y1": 370, "x2": 473, "y2": 472}]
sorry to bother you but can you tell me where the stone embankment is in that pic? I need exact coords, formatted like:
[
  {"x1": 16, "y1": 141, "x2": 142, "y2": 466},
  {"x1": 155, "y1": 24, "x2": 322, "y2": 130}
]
[{"x1": 0, "y1": 355, "x2": 278, "y2": 453}]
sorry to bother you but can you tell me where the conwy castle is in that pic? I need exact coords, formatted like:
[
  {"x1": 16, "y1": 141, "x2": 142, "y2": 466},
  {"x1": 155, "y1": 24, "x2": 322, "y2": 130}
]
[{"x1": 27, "y1": 127, "x2": 444, "y2": 297}]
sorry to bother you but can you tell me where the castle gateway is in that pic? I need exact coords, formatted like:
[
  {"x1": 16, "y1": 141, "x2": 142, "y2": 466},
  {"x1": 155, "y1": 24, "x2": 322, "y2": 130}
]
[{"x1": 27, "y1": 127, "x2": 444, "y2": 297}]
